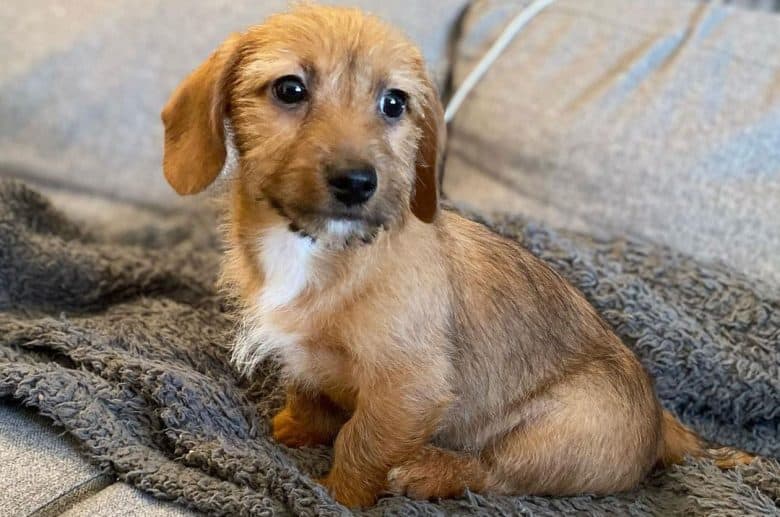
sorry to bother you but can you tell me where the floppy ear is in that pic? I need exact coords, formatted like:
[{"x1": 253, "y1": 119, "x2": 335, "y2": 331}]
[
  {"x1": 161, "y1": 35, "x2": 242, "y2": 195},
  {"x1": 411, "y1": 74, "x2": 446, "y2": 223}
]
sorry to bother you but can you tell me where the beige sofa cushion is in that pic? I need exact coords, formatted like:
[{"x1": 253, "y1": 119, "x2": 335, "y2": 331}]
[
  {"x1": 0, "y1": 403, "x2": 109, "y2": 516},
  {"x1": 443, "y1": 0, "x2": 780, "y2": 285},
  {"x1": 61, "y1": 483, "x2": 195, "y2": 517}
]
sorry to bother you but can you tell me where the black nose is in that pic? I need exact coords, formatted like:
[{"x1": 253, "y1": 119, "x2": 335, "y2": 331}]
[{"x1": 327, "y1": 167, "x2": 377, "y2": 206}]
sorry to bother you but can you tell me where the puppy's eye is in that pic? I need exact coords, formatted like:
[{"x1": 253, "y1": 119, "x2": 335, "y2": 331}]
[
  {"x1": 273, "y1": 76, "x2": 308, "y2": 104},
  {"x1": 379, "y1": 89, "x2": 407, "y2": 119}
]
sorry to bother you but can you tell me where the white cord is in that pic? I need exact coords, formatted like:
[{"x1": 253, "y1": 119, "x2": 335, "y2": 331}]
[{"x1": 444, "y1": 0, "x2": 558, "y2": 123}]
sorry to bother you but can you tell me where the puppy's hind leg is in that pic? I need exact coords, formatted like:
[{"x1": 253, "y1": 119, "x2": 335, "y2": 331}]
[
  {"x1": 481, "y1": 389, "x2": 661, "y2": 496},
  {"x1": 389, "y1": 385, "x2": 661, "y2": 500},
  {"x1": 272, "y1": 386, "x2": 349, "y2": 447}
]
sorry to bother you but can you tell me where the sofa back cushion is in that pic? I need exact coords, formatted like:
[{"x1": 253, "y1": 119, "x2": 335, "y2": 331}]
[{"x1": 443, "y1": 0, "x2": 780, "y2": 285}]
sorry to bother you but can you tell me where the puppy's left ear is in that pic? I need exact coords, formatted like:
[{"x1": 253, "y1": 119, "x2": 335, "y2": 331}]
[
  {"x1": 161, "y1": 34, "x2": 242, "y2": 195},
  {"x1": 411, "y1": 72, "x2": 446, "y2": 223}
]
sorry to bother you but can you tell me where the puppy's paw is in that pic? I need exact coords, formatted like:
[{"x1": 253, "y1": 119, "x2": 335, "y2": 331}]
[
  {"x1": 318, "y1": 474, "x2": 378, "y2": 508},
  {"x1": 387, "y1": 449, "x2": 469, "y2": 500},
  {"x1": 387, "y1": 463, "x2": 443, "y2": 500},
  {"x1": 271, "y1": 408, "x2": 329, "y2": 447}
]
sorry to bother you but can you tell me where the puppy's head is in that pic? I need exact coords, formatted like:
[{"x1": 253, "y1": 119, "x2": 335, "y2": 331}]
[{"x1": 162, "y1": 5, "x2": 444, "y2": 241}]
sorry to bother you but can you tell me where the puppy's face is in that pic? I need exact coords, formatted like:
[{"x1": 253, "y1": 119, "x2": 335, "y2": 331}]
[{"x1": 161, "y1": 6, "x2": 444, "y2": 241}]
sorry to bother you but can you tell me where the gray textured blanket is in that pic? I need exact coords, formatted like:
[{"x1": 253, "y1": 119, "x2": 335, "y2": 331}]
[{"x1": 1, "y1": 180, "x2": 778, "y2": 516}]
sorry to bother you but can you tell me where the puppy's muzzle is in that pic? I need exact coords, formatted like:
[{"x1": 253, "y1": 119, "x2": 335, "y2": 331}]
[{"x1": 327, "y1": 164, "x2": 377, "y2": 206}]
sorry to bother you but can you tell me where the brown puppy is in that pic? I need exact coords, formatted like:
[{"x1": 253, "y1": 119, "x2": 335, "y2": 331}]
[{"x1": 160, "y1": 5, "x2": 752, "y2": 508}]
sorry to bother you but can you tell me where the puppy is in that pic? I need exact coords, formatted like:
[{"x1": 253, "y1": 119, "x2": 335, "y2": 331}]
[{"x1": 161, "y1": 5, "x2": 752, "y2": 508}]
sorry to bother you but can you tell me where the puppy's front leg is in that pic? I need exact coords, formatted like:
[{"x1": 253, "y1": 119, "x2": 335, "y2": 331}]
[{"x1": 320, "y1": 381, "x2": 448, "y2": 508}]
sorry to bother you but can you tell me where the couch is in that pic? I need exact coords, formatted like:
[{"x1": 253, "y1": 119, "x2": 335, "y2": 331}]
[{"x1": 1, "y1": 0, "x2": 778, "y2": 514}]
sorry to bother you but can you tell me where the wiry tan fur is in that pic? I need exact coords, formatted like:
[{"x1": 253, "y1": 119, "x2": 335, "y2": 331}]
[{"x1": 160, "y1": 5, "x2": 753, "y2": 508}]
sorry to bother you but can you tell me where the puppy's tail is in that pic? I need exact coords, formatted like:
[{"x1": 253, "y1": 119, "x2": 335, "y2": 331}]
[{"x1": 658, "y1": 410, "x2": 754, "y2": 469}]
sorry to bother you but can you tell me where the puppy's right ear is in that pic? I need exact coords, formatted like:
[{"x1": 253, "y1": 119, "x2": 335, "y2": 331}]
[
  {"x1": 161, "y1": 35, "x2": 242, "y2": 195},
  {"x1": 410, "y1": 72, "x2": 446, "y2": 224}
]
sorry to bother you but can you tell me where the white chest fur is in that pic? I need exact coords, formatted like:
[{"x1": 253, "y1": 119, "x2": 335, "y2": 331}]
[
  {"x1": 258, "y1": 225, "x2": 315, "y2": 309},
  {"x1": 231, "y1": 226, "x2": 317, "y2": 377}
]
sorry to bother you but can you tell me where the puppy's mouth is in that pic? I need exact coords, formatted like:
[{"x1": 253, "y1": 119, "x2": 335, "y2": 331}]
[{"x1": 264, "y1": 195, "x2": 386, "y2": 247}]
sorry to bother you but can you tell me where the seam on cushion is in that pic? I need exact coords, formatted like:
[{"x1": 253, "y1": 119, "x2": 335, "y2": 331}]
[
  {"x1": 26, "y1": 474, "x2": 115, "y2": 517},
  {"x1": 550, "y1": 3, "x2": 780, "y2": 70}
]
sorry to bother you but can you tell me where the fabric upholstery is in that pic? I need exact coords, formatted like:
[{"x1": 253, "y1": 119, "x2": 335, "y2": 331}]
[
  {"x1": 443, "y1": 0, "x2": 780, "y2": 286},
  {"x1": 61, "y1": 483, "x2": 196, "y2": 517},
  {"x1": 0, "y1": 403, "x2": 108, "y2": 516}
]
